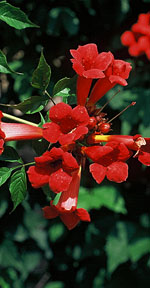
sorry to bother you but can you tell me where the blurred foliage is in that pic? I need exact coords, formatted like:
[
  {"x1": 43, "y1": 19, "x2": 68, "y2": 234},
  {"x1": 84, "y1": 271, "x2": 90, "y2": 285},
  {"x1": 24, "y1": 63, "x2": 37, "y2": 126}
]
[{"x1": 0, "y1": 0, "x2": 150, "y2": 287}]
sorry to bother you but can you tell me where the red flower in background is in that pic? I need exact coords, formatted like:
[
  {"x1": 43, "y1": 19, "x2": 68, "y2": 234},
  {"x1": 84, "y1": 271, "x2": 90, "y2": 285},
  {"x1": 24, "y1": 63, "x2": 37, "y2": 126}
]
[
  {"x1": 121, "y1": 13, "x2": 150, "y2": 60},
  {"x1": 43, "y1": 169, "x2": 91, "y2": 230},
  {"x1": 27, "y1": 147, "x2": 79, "y2": 193},
  {"x1": 43, "y1": 102, "x2": 90, "y2": 145}
]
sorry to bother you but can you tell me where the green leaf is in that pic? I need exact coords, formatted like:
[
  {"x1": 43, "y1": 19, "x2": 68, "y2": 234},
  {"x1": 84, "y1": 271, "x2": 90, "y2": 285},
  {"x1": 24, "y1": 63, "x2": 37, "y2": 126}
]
[
  {"x1": 0, "y1": 0, "x2": 39, "y2": 29},
  {"x1": 105, "y1": 222, "x2": 129, "y2": 274},
  {"x1": 129, "y1": 238, "x2": 150, "y2": 262},
  {"x1": 0, "y1": 277, "x2": 10, "y2": 288},
  {"x1": 78, "y1": 185, "x2": 127, "y2": 214},
  {"x1": 0, "y1": 50, "x2": 23, "y2": 74},
  {"x1": 0, "y1": 240, "x2": 23, "y2": 271},
  {"x1": 45, "y1": 282, "x2": 64, "y2": 288},
  {"x1": 0, "y1": 167, "x2": 12, "y2": 186},
  {"x1": 3, "y1": 95, "x2": 49, "y2": 114},
  {"x1": 31, "y1": 50, "x2": 51, "y2": 91},
  {"x1": 0, "y1": 146, "x2": 23, "y2": 163},
  {"x1": 9, "y1": 167, "x2": 27, "y2": 211},
  {"x1": 52, "y1": 75, "x2": 77, "y2": 104}
]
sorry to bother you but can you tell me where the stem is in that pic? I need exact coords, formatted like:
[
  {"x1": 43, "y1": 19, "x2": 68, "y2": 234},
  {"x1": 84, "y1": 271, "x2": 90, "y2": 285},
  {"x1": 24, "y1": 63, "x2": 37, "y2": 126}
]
[
  {"x1": 3, "y1": 113, "x2": 38, "y2": 127},
  {"x1": 45, "y1": 90, "x2": 56, "y2": 105},
  {"x1": 12, "y1": 161, "x2": 35, "y2": 171}
]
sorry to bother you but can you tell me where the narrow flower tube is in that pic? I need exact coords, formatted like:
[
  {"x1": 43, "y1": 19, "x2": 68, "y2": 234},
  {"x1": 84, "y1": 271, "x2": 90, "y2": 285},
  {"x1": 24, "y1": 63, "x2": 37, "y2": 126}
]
[
  {"x1": 1, "y1": 122, "x2": 43, "y2": 141},
  {"x1": 76, "y1": 76, "x2": 92, "y2": 106},
  {"x1": 87, "y1": 134, "x2": 146, "y2": 150},
  {"x1": 86, "y1": 77, "x2": 116, "y2": 106}
]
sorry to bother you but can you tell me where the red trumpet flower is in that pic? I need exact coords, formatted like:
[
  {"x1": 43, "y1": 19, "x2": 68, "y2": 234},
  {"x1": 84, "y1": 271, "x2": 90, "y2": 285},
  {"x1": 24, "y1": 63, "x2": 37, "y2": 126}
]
[
  {"x1": 43, "y1": 102, "x2": 90, "y2": 145},
  {"x1": 42, "y1": 168, "x2": 91, "y2": 230},
  {"x1": 0, "y1": 111, "x2": 43, "y2": 155}
]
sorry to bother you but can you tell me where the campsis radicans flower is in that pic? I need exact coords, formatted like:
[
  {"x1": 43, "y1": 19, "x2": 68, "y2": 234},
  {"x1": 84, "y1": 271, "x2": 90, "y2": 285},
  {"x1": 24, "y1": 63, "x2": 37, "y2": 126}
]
[
  {"x1": 83, "y1": 142, "x2": 132, "y2": 184},
  {"x1": 27, "y1": 147, "x2": 79, "y2": 193},
  {"x1": 121, "y1": 13, "x2": 150, "y2": 60},
  {"x1": 0, "y1": 111, "x2": 43, "y2": 155},
  {"x1": 43, "y1": 168, "x2": 90, "y2": 230},
  {"x1": 42, "y1": 102, "x2": 90, "y2": 145},
  {"x1": 70, "y1": 43, "x2": 132, "y2": 107}
]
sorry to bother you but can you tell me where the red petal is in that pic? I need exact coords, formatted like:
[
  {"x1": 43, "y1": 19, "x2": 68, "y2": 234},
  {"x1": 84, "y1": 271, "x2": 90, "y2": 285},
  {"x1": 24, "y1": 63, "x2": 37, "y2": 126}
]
[
  {"x1": 106, "y1": 162, "x2": 128, "y2": 183},
  {"x1": 49, "y1": 168, "x2": 72, "y2": 193},
  {"x1": 112, "y1": 60, "x2": 132, "y2": 79},
  {"x1": 70, "y1": 59, "x2": 84, "y2": 76},
  {"x1": 0, "y1": 139, "x2": 4, "y2": 155},
  {"x1": 72, "y1": 105, "x2": 89, "y2": 125},
  {"x1": 94, "y1": 51, "x2": 114, "y2": 70},
  {"x1": 83, "y1": 69, "x2": 105, "y2": 79},
  {"x1": 138, "y1": 152, "x2": 150, "y2": 166},
  {"x1": 70, "y1": 49, "x2": 82, "y2": 62},
  {"x1": 59, "y1": 133, "x2": 75, "y2": 145},
  {"x1": 109, "y1": 75, "x2": 127, "y2": 86},
  {"x1": 74, "y1": 126, "x2": 88, "y2": 141},
  {"x1": 27, "y1": 166, "x2": 50, "y2": 188},
  {"x1": 60, "y1": 212, "x2": 80, "y2": 230},
  {"x1": 138, "y1": 138, "x2": 150, "y2": 166},
  {"x1": 42, "y1": 205, "x2": 58, "y2": 219},
  {"x1": 90, "y1": 163, "x2": 106, "y2": 184},
  {"x1": 49, "y1": 102, "x2": 72, "y2": 123},
  {"x1": 121, "y1": 31, "x2": 135, "y2": 46},
  {"x1": 62, "y1": 152, "x2": 79, "y2": 171},
  {"x1": 84, "y1": 145, "x2": 113, "y2": 162},
  {"x1": 128, "y1": 43, "x2": 141, "y2": 56},
  {"x1": 76, "y1": 208, "x2": 91, "y2": 222},
  {"x1": 77, "y1": 43, "x2": 98, "y2": 60},
  {"x1": 43, "y1": 122, "x2": 61, "y2": 143}
]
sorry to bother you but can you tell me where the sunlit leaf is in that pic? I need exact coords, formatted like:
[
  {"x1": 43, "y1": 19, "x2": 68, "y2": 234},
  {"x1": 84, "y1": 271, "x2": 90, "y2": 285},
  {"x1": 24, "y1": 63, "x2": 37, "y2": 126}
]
[
  {"x1": 0, "y1": 0, "x2": 39, "y2": 29},
  {"x1": 0, "y1": 167, "x2": 12, "y2": 186},
  {"x1": 78, "y1": 185, "x2": 127, "y2": 214}
]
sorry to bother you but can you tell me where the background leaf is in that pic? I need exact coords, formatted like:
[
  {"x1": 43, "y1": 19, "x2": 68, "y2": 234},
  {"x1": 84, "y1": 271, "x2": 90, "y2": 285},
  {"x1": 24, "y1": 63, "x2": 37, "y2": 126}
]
[
  {"x1": 0, "y1": 50, "x2": 22, "y2": 74},
  {"x1": 78, "y1": 185, "x2": 127, "y2": 214}
]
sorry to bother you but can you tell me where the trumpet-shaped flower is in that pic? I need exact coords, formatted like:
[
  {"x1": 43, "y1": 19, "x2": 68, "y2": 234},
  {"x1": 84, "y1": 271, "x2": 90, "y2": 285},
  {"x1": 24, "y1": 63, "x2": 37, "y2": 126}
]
[
  {"x1": 83, "y1": 142, "x2": 132, "y2": 184},
  {"x1": 87, "y1": 58, "x2": 132, "y2": 106},
  {"x1": 27, "y1": 147, "x2": 79, "y2": 193},
  {"x1": 43, "y1": 102, "x2": 90, "y2": 145},
  {"x1": 43, "y1": 169, "x2": 91, "y2": 230},
  {"x1": 0, "y1": 111, "x2": 43, "y2": 155},
  {"x1": 70, "y1": 43, "x2": 113, "y2": 105}
]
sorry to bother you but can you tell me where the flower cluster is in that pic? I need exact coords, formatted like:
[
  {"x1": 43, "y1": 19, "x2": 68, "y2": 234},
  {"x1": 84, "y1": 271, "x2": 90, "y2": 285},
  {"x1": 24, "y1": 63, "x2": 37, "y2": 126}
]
[
  {"x1": 121, "y1": 13, "x2": 150, "y2": 60},
  {"x1": 27, "y1": 44, "x2": 149, "y2": 230},
  {"x1": 1, "y1": 43, "x2": 150, "y2": 230}
]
